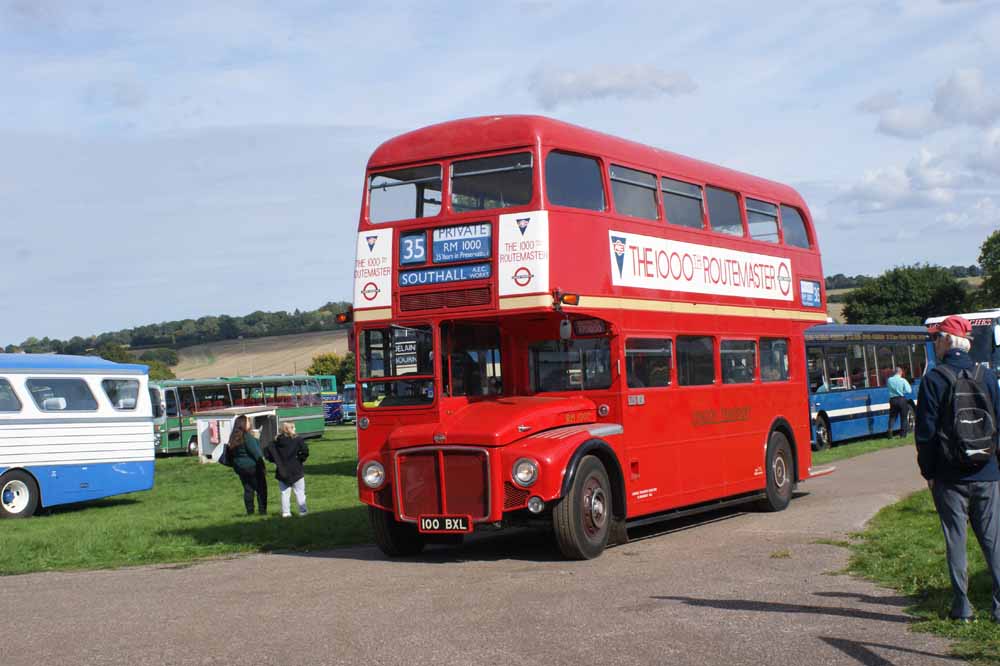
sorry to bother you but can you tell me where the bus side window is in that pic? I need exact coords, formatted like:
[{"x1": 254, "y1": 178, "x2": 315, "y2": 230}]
[
  {"x1": 626, "y1": 338, "x2": 673, "y2": 388},
  {"x1": 760, "y1": 338, "x2": 789, "y2": 382},
  {"x1": 165, "y1": 390, "x2": 178, "y2": 417},
  {"x1": 677, "y1": 336, "x2": 715, "y2": 386},
  {"x1": 807, "y1": 346, "x2": 826, "y2": 392},
  {"x1": 876, "y1": 345, "x2": 894, "y2": 385},
  {"x1": 911, "y1": 342, "x2": 927, "y2": 376},
  {"x1": 545, "y1": 151, "x2": 605, "y2": 211},
  {"x1": 0, "y1": 378, "x2": 22, "y2": 412},
  {"x1": 825, "y1": 346, "x2": 850, "y2": 390},
  {"x1": 721, "y1": 340, "x2": 756, "y2": 383},
  {"x1": 849, "y1": 344, "x2": 868, "y2": 388},
  {"x1": 865, "y1": 345, "x2": 880, "y2": 387},
  {"x1": 779, "y1": 205, "x2": 812, "y2": 249},
  {"x1": 705, "y1": 186, "x2": 744, "y2": 237},
  {"x1": 893, "y1": 343, "x2": 913, "y2": 379}
]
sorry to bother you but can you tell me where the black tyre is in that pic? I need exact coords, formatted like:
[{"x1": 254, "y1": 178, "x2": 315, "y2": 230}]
[
  {"x1": 0, "y1": 470, "x2": 40, "y2": 519},
  {"x1": 187, "y1": 436, "x2": 199, "y2": 456},
  {"x1": 758, "y1": 431, "x2": 794, "y2": 512},
  {"x1": 904, "y1": 404, "x2": 916, "y2": 436},
  {"x1": 368, "y1": 506, "x2": 425, "y2": 557},
  {"x1": 553, "y1": 455, "x2": 612, "y2": 560},
  {"x1": 812, "y1": 416, "x2": 831, "y2": 451}
]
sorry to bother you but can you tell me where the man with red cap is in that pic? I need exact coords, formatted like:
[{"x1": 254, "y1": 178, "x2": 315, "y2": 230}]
[{"x1": 916, "y1": 314, "x2": 1000, "y2": 622}]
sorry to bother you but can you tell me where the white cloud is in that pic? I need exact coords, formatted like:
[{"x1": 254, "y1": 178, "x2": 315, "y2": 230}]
[
  {"x1": 876, "y1": 105, "x2": 943, "y2": 138},
  {"x1": 967, "y1": 127, "x2": 1000, "y2": 174},
  {"x1": 840, "y1": 148, "x2": 962, "y2": 212},
  {"x1": 857, "y1": 90, "x2": 900, "y2": 113},
  {"x1": 937, "y1": 197, "x2": 1000, "y2": 229},
  {"x1": 528, "y1": 64, "x2": 697, "y2": 110},
  {"x1": 932, "y1": 68, "x2": 1000, "y2": 127}
]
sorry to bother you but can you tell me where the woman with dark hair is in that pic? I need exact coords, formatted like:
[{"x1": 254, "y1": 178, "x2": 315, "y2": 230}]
[{"x1": 228, "y1": 415, "x2": 267, "y2": 515}]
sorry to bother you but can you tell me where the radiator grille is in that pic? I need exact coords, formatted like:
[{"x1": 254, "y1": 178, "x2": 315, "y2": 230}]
[
  {"x1": 503, "y1": 482, "x2": 530, "y2": 510},
  {"x1": 396, "y1": 448, "x2": 489, "y2": 521},
  {"x1": 399, "y1": 287, "x2": 491, "y2": 312}
]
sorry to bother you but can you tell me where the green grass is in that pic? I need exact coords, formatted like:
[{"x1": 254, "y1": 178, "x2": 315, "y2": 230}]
[
  {"x1": 811, "y1": 434, "x2": 913, "y2": 465},
  {"x1": 847, "y1": 490, "x2": 1000, "y2": 664},
  {"x1": 0, "y1": 426, "x2": 368, "y2": 576}
]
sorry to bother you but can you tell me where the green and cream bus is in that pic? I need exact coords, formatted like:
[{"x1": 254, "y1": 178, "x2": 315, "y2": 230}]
[{"x1": 151, "y1": 375, "x2": 325, "y2": 455}]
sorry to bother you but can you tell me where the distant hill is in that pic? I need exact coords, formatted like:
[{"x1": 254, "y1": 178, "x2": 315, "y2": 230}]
[{"x1": 173, "y1": 330, "x2": 348, "y2": 379}]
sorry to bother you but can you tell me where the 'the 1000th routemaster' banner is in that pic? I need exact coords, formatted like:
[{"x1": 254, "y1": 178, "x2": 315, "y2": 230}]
[
  {"x1": 498, "y1": 210, "x2": 549, "y2": 296},
  {"x1": 354, "y1": 229, "x2": 393, "y2": 309},
  {"x1": 608, "y1": 230, "x2": 794, "y2": 301}
]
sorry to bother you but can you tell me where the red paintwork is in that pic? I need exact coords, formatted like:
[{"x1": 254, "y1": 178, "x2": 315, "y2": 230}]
[{"x1": 355, "y1": 115, "x2": 824, "y2": 530}]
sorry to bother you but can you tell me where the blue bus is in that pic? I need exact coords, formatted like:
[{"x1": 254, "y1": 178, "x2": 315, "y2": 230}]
[
  {"x1": 341, "y1": 383, "x2": 357, "y2": 424},
  {"x1": 805, "y1": 325, "x2": 934, "y2": 450},
  {"x1": 0, "y1": 354, "x2": 156, "y2": 517}
]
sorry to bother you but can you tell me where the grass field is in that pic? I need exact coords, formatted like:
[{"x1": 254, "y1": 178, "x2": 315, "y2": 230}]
[
  {"x1": 173, "y1": 329, "x2": 348, "y2": 378},
  {"x1": 0, "y1": 426, "x2": 367, "y2": 576},
  {"x1": 811, "y1": 434, "x2": 913, "y2": 465},
  {"x1": 849, "y1": 491, "x2": 1000, "y2": 663}
]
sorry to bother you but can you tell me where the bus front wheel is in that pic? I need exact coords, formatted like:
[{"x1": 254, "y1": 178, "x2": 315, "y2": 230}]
[
  {"x1": 0, "y1": 470, "x2": 39, "y2": 519},
  {"x1": 187, "y1": 437, "x2": 199, "y2": 456},
  {"x1": 553, "y1": 455, "x2": 612, "y2": 560},
  {"x1": 813, "y1": 416, "x2": 831, "y2": 451},
  {"x1": 758, "y1": 431, "x2": 793, "y2": 512},
  {"x1": 368, "y1": 506, "x2": 426, "y2": 557}
]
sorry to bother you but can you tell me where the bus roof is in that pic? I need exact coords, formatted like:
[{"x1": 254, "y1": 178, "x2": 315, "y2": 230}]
[
  {"x1": 805, "y1": 324, "x2": 930, "y2": 342},
  {"x1": 925, "y1": 309, "x2": 1000, "y2": 324},
  {"x1": 154, "y1": 375, "x2": 319, "y2": 387},
  {"x1": 367, "y1": 115, "x2": 806, "y2": 207},
  {"x1": 0, "y1": 353, "x2": 148, "y2": 375}
]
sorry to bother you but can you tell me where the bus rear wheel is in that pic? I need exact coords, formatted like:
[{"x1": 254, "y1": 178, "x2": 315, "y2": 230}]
[
  {"x1": 905, "y1": 405, "x2": 916, "y2": 436},
  {"x1": 1, "y1": 470, "x2": 39, "y2": 519},
  {"x1": 368, "y1": 506, "x2": 426, "y2": 557},
  {"x1": 758, "y1": 431, "x2": 794, "y2": 512},
  {"x1": 553, "y1": 455, "x2": 612, "y2": 560},
  {"x1": 813, "y1": 416, "x2": 831, "y2": 451},
  {"x1": 187, "y1": 437, "x2": 199, "y2": 456}
]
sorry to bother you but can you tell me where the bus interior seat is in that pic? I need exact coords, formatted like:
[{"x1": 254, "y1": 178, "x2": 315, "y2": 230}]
[{"x1": 42, "y1": 397, "x2": 67, "y2": 410}]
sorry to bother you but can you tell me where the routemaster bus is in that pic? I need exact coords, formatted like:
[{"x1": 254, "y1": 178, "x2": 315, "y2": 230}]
[
  {"x1": 348, "y1": 115, "x2": 830, "y2": 559},
  {"x1": 805, "y1": 324, "x2": 933, "y2": 449},
  {"x1": 151, "y1": 375, "x2": 324, "y2": 454}
]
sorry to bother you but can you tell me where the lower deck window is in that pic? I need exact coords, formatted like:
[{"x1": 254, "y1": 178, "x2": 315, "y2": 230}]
[
  {"x1": 760, "y1": 338, "x2": 789, "y2": 382},
  {"x1": 530, "y1": 338, "x2": 611, "y2": 392},
  {"x1": 721, "y1": 340, "x2": 756, "y2": 384},
  {"x1": 677, "y1": 336, "x2": 715, "y2": 386},
  {"x1": 626, "y1": 338, "x2": 672, "y2": 388}
]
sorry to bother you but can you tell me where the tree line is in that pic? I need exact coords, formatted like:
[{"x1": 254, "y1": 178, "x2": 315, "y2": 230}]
[
  {"x1": 4, "y1": 301, "x2": 353, "y2": 355},
  {"x1": 826, "y1": 264, "x2": 982, "y2": 291}
]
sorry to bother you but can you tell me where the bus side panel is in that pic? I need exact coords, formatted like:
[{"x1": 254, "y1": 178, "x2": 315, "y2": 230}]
[
  {"x1": 278, "y1": 407, "x2": 326, "y2": 439},
  {"x1": 29, "y1": 461, "x2": 155, "y2": 508}
]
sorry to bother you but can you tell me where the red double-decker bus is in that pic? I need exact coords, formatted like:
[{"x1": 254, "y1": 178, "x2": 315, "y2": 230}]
[{"x1": 349, "y1": 116, "x2": 829, "y2": 559}]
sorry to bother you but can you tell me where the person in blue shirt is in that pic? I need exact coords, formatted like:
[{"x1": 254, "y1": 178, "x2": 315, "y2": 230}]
[
  {"x1": 915, "y1": 315, "x2": 1000, "y2": 623},
  {"x1": 886, "y1": 366, "x2": 913, "y2": 438}
]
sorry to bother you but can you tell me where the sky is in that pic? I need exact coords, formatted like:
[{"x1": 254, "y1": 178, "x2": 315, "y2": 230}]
[{"x1": 2, "y1": 0, "x2": 999, "y2": 345}]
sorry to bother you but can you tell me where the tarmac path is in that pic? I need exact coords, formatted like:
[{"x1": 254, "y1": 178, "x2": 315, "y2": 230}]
[{"x1": 1, "y1": 446, "x2": 969, "y2": 665}]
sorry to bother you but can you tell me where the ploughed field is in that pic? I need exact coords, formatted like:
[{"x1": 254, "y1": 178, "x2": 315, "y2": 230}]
[
  {"x1": 0, "y1": 427, "x2": 366, "y2": 575},
  {"x1": 172, "y1": 330, "x2": 348, "y2": 378}
]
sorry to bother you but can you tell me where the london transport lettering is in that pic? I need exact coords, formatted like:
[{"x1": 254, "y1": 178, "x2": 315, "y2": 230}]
[{"x1": 609, "y1": 230, "x2": 793, "y2": 301}]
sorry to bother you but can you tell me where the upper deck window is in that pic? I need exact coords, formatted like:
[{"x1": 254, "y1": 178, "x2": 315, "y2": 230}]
[
  {"x1": 746, "y1": 198, "x2": 779, "y2": 243},
  {"x1": 662, "y1": 178, "x2": 704, "y2": 229},
  {"x1": 779, "y1": 205, "x2": 811, "y2": 248},
  {"x1": 0, "y1": 378, "x2": 21, "y2": 412},
  {"x1": 450, "y1": 152, "x2": 532, "y2": 212},
  {"x1": 610, "y1": 165, "x2": 658, "y2": 220},
  {"x1": 26, "y1": 378, "x2": 98, "y2": 411},
  {"x1": 369, "y1": 165, "x2": 442, "y2": 224},
  {"x1": 545, "y1": 151, "x2": 605, "y2": 211},
  {"x1": 706, "y1": 187, "x2": 744, "y2": 237}
]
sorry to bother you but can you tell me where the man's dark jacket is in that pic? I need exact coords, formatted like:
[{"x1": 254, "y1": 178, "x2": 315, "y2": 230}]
[{"x1": 915, "y1": 348, "x2": 1000, "y2": 482}]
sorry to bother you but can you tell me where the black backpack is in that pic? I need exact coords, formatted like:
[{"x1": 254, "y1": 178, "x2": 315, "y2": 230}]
[{"x1": 935, "y1": 364, "x2": 998, "y2": 471}]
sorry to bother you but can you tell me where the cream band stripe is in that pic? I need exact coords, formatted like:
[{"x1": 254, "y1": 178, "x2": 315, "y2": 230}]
[{"x1": 354, "y1": 307, "x2": 393, "y2": 322}]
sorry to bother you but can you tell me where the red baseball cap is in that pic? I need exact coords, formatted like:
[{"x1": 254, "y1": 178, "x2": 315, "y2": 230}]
[{"x1": 928, "y1": 315, "x2": 972, "y2": 338}]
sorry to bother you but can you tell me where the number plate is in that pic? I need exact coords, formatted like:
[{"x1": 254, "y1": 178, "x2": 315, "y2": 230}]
[{"x1": 417, "y1": 514, "x2": 473, "y2": 534}]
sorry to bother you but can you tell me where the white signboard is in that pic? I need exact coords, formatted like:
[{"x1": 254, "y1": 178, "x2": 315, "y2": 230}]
[
  {"x1": 354, "y1": 229, "x2": 393, "y2": 309},
  {"x1": 608, "y1": 230, "x2": 793, "y2": 301},
  {"x1": 498, "y1": 210, "x2": 549, "y2": 296}
]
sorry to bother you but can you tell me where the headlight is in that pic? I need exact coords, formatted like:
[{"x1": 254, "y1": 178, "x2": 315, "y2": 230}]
[
  {"x1": 361, "y1": 461, "x2": 386, "y2": 489},
  {"x1": 512, "y1": 458, "x2": 539, "y2": 487}
]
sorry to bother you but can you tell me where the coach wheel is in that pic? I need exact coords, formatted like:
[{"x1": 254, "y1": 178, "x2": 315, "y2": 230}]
[
  {"x1": 813, "y1": 416, "x2": 831, "y2": 451},
  {"x1": 0, "y1": 470, "x2": 40, "y2": 519},
  {"x1": 553, "y1": 455, "x2": 612, "y2": 560},
  {"x1": 368, "y1": 506, "x2": 426, "y2": 557},
  {"x1": 758, "y1": 431, "x2": 793, "y2": 513},
  {"x1": 187, "y1": 437, "x2": 199, "y2": 456}
]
